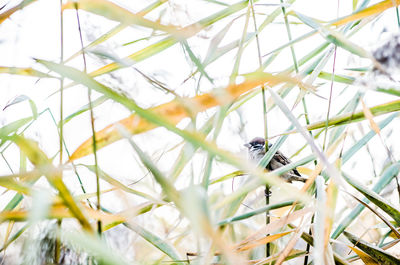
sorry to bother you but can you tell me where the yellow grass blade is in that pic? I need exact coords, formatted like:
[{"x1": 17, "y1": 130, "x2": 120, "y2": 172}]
[
  {"x1": 0, "y1": 204, "x2": 125, "y2": 227},
  {"x1": 348, "y1": 246, "x2": 379, "y2": 264},
  {"x1": 332, "y1": 0, "x2": 400, "y2": 27},
  {"x1": 361, "y1": 99, "x2": 381, "y2": 135},
  {"x1": 235, "y1": 231, "x2": 292, "y2": 252},
  {"x1": 0, "y1": 0, "x2": 37, "y2": 24}
]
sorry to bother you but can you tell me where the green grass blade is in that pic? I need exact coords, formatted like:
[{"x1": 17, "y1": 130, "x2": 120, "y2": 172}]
[
  {"x1": 332, "y1": 162, "x2": 400, "y2": 239},
  {"x1": 343, "y1": 172, "x2": 400, "y2": 226},
  {"x1": 344, "y1": 231, "x2": 400, "y2": 264}
]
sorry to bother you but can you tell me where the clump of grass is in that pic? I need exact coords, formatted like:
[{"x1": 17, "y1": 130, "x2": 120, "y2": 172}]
[{"x1": 0, "y1": 0, "x2": 399, "y2": 264}]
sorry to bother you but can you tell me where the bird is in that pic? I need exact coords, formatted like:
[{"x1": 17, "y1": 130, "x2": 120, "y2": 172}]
[{"x1": 244, "y1": 137, "x2": 307, "y2": 183}]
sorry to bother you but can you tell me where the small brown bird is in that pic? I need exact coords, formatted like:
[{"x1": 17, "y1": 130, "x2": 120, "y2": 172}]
[{"x1": 244, "y1": 137, "x2": 306, "y2": 183}]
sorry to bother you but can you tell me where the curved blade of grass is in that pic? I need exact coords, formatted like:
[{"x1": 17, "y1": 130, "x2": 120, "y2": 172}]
[
  {"x1": 0, "y1": 0, "x2": 37, "y2": 24},
  {"x1": 343, "y1": 172, "x2": 400, "y2": 226},
  {"x1": 0, "y1": 66, "x2": 54, "y2": 78},
  {"x1": 125, "y1": 222, "x2": 182, "y2": 262},
  {"x1": 8, "y1": 135, "x2": 93, "y2": 232},
  {"x1": 60, "y1": 95, "x2": 108, "y2": 126},
  {"x1": 332, "y1": 162, "x2": 400, "y2": 239},
  {"x1": 344, "y1": 231, "x2": 400, "y2": 264},
  {"x1": 217, "y1": 200, "x2": 295, "y2": 226}
]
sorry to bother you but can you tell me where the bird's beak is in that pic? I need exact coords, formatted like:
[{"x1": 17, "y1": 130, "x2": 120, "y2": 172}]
[{"x1": 244, "y1": 143, "x2": 251, "y2": 148}]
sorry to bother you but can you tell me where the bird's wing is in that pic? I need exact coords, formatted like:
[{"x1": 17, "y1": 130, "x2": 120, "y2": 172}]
[{"x1": 274, "y1": 151, "x2": 302, "y2": 177}]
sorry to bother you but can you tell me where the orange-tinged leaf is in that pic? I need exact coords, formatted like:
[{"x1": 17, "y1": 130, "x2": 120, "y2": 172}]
[
  {"x1": 0, "y1": 0, "x2": 37, "y2": 24},
  {"x1": 348, "y1": 246, "x2": 379, "y2": 264},
  {"x1": 332, "y1": 0, "x2": 400, "y2": 27},
  {"x1": 361, "y1": 99, "x2": 381, "y2": 135},
  {"x1": 236, "y1": 231, "x2": 292, "y2": 252},
  {"x1": 0, "y1": 67, "x2": 54, "y2": 78},
  {"x1": 70, "y1": 73, "x2": 308, "y2": 161},
  {"x1": 0, "y1": 204, "x2": 125, "y2": 227}
]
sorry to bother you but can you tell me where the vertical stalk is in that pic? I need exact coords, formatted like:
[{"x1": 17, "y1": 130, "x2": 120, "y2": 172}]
[
  {"x1": 55, "y1": 0, "x2": 64, "y2": 262},
  {"x1": 74, "y1": 3, "x2": 102, "y2": 235},
  {"x1": 249, "y1": 0, "x2": 270, "y2": 257},
  {"x1": 279, "y1": 1, "x2": 318, "y2": 263}
]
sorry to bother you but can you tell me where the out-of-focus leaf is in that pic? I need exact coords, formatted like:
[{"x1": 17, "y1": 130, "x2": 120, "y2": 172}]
[
  {"x1": 0, "y1": 66, "x2": 54, "y2": 78},
  {"x1": 332, "y1": 163, "x2": 400, "y2": 239},
  {"x1": 318, "y1": 71, "x2": 355, "y2": 84},
  {"x1": 0, "y1": 224, "x2": 28, "y2": 252},
  {"x1": 0, "y1": 174, "x2": 31, "y2": 194},
  {"x1": 0, "y1": 204, "x2": 125, "y2": 224},
  {"x1": 344, "y1": 231, "x2": 400, "y2": 264},
  {"x1": 126, "y1": 222, "x2": 182, "y2": 262},
  {"x1": 0, "y1": 117, "x2": 33, "y2": 147},
  {"x1": 63, "y1": 230, "x2": 131, "y2": 265},
  {"x1": 0, "y1": 0, "x2": 37, "y2": 24},
  {"x1": 210, "y1": 170, "x2": 244, "y2": 185},
  {"x1": 376, "y1": 88, "x2": 400, "y2": 97},
  {"x1": 332, "y1": 0, "x2": 400, "y2": 27},
  {"x1": 3, "y1": 95, "x2": 30, "y2": 111},
  {"x1": 295, "y1": 226, "x2": 351, "y2": 265},
  {"x1": 7, "y1": 135, "x2": 93, "y2": 232},
  {"x1": 304, "y1": 99, "x2": 400, "y2": 131}
]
